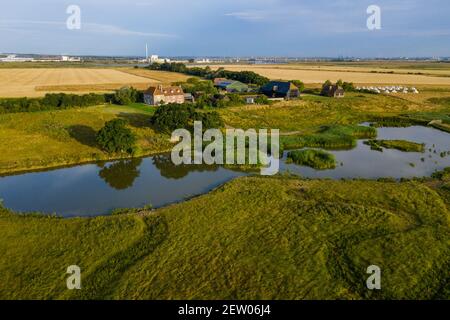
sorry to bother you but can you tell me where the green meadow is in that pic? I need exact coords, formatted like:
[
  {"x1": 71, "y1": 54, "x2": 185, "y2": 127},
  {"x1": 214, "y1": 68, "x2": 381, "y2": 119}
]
[
  {"x1": 0, "y1": 103, "x2": 172, "y2": 175},
  {"x1": 0, "y1": 175, "x2": 449, "y2": 299}
]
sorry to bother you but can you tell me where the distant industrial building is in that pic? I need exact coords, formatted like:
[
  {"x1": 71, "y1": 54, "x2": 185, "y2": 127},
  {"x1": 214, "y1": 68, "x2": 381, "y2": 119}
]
[
  {"x1": 142, "y1": 44, "x2": 171, "y2": 64},
  {"x1": 194, "y1": 58, "x2": 211, "y2": 64},
  {"x1": 0, "y1": 55, "x2": 34, "y2": 62},
  {"x1": 0, "y1": 54, "x2": 80, "y2": 63}
]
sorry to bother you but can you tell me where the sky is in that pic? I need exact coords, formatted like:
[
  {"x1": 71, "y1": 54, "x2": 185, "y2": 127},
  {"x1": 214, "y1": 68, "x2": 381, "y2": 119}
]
[{"x1": 0, "y1": 0, "x2": 449, "y2": 57}]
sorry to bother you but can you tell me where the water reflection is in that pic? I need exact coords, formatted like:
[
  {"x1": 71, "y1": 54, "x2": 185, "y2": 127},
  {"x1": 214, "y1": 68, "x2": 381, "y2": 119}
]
[
  {"x1": 152, "y1": 154, "x2": 219, "y2": 179},
  {"x1": 98, "y1": 159, "x2": 143, "y2": 190}
]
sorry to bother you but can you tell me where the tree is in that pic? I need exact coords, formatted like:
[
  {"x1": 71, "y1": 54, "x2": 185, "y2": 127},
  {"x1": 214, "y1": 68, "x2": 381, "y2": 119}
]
[
  {"x1": 291, "y1": 80, "x2": 305, "y2": 92},
  {"x1": 151, "y1": 103, "x2": 224, "y2": 132},
  {"x1": 342, "y1": 81, "x2": 355, "y2": 91},
  {"x1": 322, "y1": 80, "x2": 333, "y2": 88},
  {"x1": 151, "y1": 104, "x2": 195, "y2": 133},
  {"x1": 113, "y1": 87, "x2": 139, "y2": 105},
  {"x1": 96, "y1": 119, "x2": 137, "y2": 154}
]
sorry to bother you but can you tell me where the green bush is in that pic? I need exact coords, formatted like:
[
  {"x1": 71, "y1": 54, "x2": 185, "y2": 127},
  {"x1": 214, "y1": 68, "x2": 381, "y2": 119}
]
[{"x1": 96, "y1": 119, "x2": 137, "y2": 154}]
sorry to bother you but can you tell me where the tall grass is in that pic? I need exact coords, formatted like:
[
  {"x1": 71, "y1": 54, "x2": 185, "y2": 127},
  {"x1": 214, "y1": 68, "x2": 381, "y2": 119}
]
[
  {"x1": 281, "y1": 125, "x2": 377, "y2": 150},
  {"x1": 287, "y1": 149, "x2": 336, "y2": 170}
]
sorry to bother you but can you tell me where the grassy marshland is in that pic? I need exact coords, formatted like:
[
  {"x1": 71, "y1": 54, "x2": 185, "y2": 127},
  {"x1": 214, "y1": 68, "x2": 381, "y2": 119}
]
[
  {"x1": 287, "y1": 149, "x2": 336, "y2": 170},
  {"x1": 281, "y1": 125, "x2": 377, "y2": 150},
  {"x1": 365, "y1": 140, "x2": 426, "y2": 153},
  {"x1": 0, "y1": 175, "x2": 449, "y2": 300}
]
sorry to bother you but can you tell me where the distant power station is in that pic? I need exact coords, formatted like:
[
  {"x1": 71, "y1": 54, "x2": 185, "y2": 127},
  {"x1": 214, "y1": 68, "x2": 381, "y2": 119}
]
[{"x1": 142, "y1": 44, "x2": 170, "y2": 64}]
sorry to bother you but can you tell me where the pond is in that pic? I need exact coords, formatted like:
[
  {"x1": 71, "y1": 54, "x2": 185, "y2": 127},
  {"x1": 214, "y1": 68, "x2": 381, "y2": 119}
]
[
  {"x1": 281, "y1": 125, "x2": 450, "y2": 179},
  {"x1": 0, "y1": 125, "x2": 449, "y2": 217}
]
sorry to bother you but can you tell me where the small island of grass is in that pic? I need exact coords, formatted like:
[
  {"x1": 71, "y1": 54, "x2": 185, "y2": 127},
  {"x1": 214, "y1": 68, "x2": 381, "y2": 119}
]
[
  {"x1": 364, "y1": 140, "x2": 425, "y2": 153},
  {"x1": 287, "y1": 149, "x2": 336, "y2": 170}
]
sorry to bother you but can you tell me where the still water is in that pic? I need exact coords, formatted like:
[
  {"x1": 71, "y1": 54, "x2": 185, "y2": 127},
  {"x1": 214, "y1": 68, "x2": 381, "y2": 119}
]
[{"x1": 0, "y1": 126, "x2": 449, "y2": 217}]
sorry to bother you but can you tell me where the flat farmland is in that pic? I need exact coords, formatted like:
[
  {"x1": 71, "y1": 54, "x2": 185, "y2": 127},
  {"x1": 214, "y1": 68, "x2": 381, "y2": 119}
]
[
  {"x1": 0, "y1": 68, "x2": 163, "y2": 98},
  {"x1": 207, "y1": 64, "x2": 450, "y2": 86}
]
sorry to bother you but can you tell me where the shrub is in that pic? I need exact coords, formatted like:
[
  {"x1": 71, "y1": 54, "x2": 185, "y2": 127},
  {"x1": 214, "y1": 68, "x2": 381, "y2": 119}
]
[
  {"x1": 254, "y1": 95, "x2": 271, "y2": 105},
  {"x1": 96, "y1": 119, "x2": 137, "y2": 154}
]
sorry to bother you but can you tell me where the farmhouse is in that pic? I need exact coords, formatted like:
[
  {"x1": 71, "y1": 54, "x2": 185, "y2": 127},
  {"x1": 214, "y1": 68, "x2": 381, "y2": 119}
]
[
  {"x1": 144, "y1": 85, "x2": 185, "y2": 106},
  {"x1": 260, "y1": 81, "x2": 300, "y2": 99},
  {"x1": 321, "y1": 85, "x2": 345, "y2": 98}
]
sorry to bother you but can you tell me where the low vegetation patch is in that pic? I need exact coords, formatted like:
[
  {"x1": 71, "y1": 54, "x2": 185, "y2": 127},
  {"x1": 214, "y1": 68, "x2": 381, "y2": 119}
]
[
  {"x1": 281, "y1": 125, "x2": 377, "y2": 150},
  {"x1": 427, "y1": 97, "x2": 450, "y2": 107},
  {"x1": 432, "y1": 167, "x2": 450, "y2": 180},
  {"x1": 287, "y1": 149, "x2": 336, "y2": 170},
  {"x1": 369, "y1": 116, "x2": 429, "y2": 128},
  {"x1": 365, "y1": 140, "x2": 425, "y2": 153}
]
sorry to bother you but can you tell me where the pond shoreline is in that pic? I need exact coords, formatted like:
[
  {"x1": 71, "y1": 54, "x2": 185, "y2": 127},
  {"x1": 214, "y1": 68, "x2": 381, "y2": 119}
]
[
  {"x1": 1, "y1": 124, "x2": 449, "y2": 217},
  {"x1": 0, "y1": 147, "x2": 174, "y2": 178}
]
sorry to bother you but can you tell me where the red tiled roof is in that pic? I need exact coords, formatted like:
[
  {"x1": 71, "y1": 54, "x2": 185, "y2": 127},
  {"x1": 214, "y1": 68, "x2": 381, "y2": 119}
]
[{"x1": 145, "y1": 85, "x2": 184, "y2": 96}]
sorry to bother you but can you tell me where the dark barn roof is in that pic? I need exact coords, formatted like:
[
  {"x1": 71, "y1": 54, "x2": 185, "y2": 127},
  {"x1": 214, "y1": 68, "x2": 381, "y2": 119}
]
[{"x1": 260, "y1": 81, "x2": 299, "y2": 98}]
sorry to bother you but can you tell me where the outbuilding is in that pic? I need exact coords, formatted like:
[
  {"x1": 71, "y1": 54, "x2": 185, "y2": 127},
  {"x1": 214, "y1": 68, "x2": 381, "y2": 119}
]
[
  {"x1": 260, "y1": 81, "x2": 300, "y2": 99},
  {"x1": 321, "y1": 85, "x2": 345, "y2": 98}
]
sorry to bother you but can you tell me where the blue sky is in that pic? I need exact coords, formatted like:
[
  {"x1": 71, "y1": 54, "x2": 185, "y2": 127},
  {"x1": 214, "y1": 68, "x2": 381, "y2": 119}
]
[{"x1": 0, "y1": 0, "x2": 449, "y2": 57}]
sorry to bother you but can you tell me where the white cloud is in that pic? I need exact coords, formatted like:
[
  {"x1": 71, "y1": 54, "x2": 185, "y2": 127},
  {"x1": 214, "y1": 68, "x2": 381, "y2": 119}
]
[{"x1": 225, "y1": 11, "x2": 267, "y2": 21}]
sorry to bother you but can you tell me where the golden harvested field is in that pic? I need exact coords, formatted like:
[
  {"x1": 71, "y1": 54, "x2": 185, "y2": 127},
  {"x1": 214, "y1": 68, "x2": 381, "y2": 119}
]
[
  {"x1": 208, "y1": 64, "x2": 450, "y2": 86},
  {"x1": 236, "y1": 64, "x2": 450, "y2": 76},
  {"x1": 0, "y1": 68, "x2": 186, "y2": 98},
  {"x1": 119, "y1": 68, "x2": 191, "y2": 83}
]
